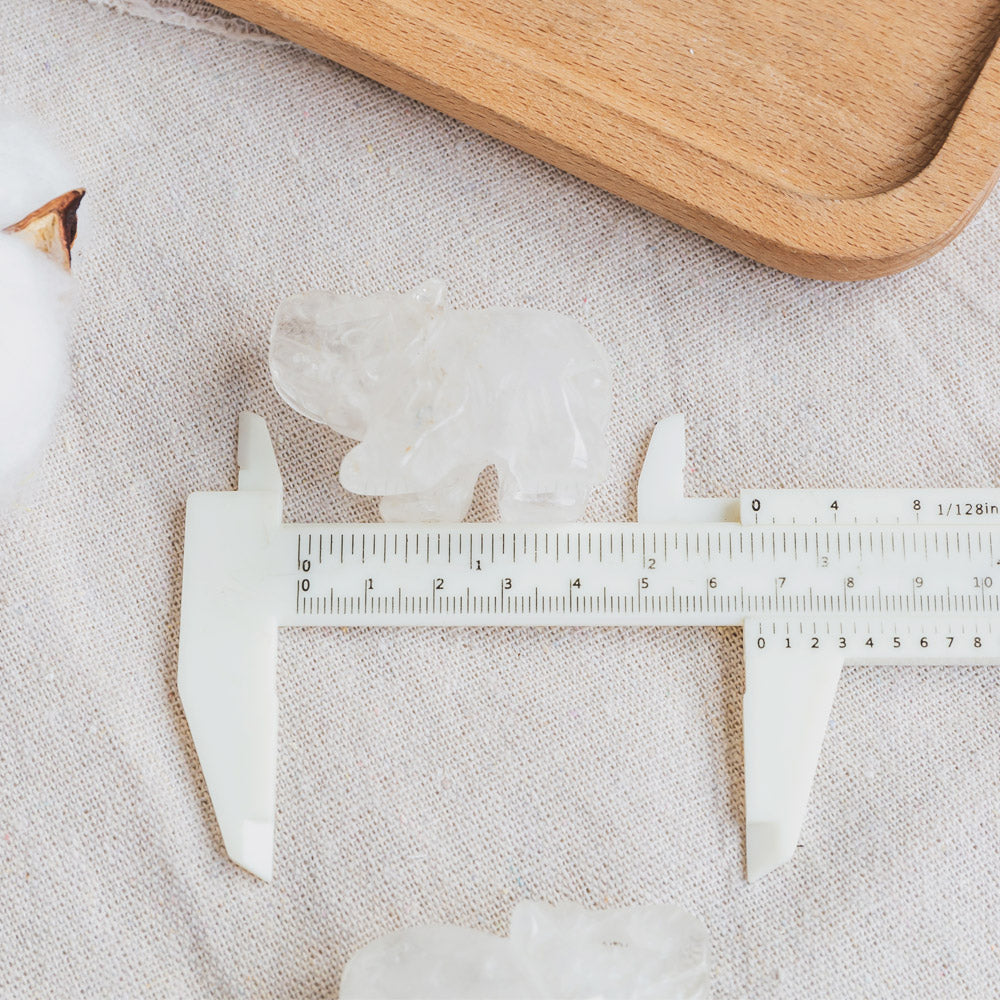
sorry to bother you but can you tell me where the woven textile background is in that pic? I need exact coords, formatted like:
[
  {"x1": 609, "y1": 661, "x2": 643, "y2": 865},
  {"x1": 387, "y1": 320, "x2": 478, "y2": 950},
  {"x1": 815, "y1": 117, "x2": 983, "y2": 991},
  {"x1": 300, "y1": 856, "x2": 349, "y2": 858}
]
[{"x1": 3, "y1": 2, "x2": 1000, "y2": 996}]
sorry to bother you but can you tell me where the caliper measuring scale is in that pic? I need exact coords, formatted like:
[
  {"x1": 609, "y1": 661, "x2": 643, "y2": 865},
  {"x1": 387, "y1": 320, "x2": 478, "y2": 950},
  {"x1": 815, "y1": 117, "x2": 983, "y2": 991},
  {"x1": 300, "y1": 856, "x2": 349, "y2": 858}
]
[{"x1": 178, "y1": 414, "x2": 1000, "y2": 881}]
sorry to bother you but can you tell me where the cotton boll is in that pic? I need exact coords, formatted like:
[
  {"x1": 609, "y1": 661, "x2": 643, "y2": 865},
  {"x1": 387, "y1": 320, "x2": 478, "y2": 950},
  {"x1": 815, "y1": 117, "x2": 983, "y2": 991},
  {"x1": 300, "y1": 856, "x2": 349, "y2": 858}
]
[
  {"x1": 0, "y1": 113, "x2": 80, "y2": 508},
  {"x1": 0, "y1": 113, "x2": 78, "y2": 225},
  {"x1": 0, "y1": 235, "x2": 75, "y2": 505}
]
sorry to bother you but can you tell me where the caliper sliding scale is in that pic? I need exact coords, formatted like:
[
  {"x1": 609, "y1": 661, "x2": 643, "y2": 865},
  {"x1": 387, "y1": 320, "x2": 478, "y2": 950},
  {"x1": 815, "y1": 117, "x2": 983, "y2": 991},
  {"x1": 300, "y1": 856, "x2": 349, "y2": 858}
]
[{"x1": 178, "y1": 414, "x2": 1000, "y2": 881}]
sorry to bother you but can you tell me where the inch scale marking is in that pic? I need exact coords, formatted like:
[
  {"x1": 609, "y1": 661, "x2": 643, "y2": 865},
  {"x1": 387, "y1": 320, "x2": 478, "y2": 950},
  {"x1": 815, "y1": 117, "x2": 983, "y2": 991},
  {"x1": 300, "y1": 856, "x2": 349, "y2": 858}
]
[{"x1": 178, "y1": 415, "x2": 1000, "y2": 882}]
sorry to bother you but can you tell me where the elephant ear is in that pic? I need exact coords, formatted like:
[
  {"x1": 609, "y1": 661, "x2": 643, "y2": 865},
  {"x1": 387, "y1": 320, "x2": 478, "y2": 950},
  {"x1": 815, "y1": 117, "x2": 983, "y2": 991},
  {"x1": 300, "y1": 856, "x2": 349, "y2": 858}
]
[
  {"x1": 270, "y1": 290, "x2": 383, "y2": 439},
  {"x1": 271, "y1": 288, "x2": 426, "y2": 439}
]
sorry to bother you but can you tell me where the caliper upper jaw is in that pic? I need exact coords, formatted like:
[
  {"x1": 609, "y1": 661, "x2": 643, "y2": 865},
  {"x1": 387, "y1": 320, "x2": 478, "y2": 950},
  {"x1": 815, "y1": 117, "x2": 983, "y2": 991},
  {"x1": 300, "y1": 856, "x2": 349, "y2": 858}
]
[
  {"x1": 638, "y1": 416, "x2": 739, "y2": 524},
  {"x1": 178, "y1": 413, "x2": 283, "y2": 880}
]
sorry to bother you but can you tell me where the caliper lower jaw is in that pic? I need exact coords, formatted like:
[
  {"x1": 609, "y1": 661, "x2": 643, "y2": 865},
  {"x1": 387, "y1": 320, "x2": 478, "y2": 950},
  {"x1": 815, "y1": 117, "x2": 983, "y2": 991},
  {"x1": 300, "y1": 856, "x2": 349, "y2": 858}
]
[
  {"x1": 177, "y1": 414, "x2": 283, "y2": 880},
  {"x1": 741, "y1": 628, "x2": 842, "y2": 881}
]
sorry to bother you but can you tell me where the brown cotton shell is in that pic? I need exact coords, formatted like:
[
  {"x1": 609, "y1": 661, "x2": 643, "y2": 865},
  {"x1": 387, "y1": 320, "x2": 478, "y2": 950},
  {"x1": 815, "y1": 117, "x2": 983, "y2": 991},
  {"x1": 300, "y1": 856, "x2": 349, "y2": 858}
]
[{"x1": 3, "y1": 189, "x2": 84, "y2": 271}]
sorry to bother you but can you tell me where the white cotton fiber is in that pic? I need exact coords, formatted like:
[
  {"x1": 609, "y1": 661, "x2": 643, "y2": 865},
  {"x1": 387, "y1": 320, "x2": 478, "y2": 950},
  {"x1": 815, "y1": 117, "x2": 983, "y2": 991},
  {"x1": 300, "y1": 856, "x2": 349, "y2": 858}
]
[{"x1": 0, "y1": 113, "x2": 80, "y2": 507}]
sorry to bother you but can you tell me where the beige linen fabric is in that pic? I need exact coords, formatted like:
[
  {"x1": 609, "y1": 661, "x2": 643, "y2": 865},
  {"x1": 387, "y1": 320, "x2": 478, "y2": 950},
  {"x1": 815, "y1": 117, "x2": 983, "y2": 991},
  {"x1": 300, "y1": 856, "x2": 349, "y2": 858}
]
[{"x1": 3, "y1": 2, "x2": 1000, "y2": 996}]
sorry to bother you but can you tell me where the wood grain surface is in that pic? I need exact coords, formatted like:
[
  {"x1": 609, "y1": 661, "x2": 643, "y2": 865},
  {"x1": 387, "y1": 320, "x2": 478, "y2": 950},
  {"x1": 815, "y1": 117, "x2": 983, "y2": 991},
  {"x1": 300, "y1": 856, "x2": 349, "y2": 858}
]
[{"x1": 213, "y1": 0, "x2": 1000, "y2": 279}]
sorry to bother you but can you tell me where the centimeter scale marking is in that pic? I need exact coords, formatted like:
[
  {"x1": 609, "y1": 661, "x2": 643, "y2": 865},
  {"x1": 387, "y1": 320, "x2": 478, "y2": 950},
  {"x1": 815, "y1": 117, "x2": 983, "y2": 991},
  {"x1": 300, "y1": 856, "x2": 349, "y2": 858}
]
[
  {"x1": 286, "y1": 524, "x2": 1000, "y2": 627},
  {"x1": 177, "y1": 413, "x2": 1000, "y2": 884}
]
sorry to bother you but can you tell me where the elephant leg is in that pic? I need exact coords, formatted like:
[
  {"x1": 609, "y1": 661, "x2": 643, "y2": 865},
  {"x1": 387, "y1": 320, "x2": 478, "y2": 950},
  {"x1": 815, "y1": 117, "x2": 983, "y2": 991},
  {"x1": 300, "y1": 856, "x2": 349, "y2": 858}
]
[
  {"x1": 494, "y1": 388, "x2": 609, "y2": 523},
  {"x1": 379, "y1": 465, "x2": 480, "y2": 522},
  {"x1": 496, "y1": 465, "x2": 590, "y2": 523}
]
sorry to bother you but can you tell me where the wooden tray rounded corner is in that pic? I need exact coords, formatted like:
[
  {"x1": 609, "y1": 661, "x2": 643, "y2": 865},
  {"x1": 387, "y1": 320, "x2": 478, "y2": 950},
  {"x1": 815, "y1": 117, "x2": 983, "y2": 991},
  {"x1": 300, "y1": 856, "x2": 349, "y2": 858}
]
[
  {"x1": 217, "y1": 0, "x2": 1000, "y2": 280},
  {"x1": 699, "y1": 53, "x2": 1000, "y2": 281}
]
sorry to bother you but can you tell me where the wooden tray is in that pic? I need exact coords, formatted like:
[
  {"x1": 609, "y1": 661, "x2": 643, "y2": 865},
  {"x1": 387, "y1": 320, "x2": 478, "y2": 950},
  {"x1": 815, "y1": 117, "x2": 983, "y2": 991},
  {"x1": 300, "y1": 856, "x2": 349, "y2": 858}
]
[{"x1": 216, "y1": 0, "x2": 1000, "y2": 279}]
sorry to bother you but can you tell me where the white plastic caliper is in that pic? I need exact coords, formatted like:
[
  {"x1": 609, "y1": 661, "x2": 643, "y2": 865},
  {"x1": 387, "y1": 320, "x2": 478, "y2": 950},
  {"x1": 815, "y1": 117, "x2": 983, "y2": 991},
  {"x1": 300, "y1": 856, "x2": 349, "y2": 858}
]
[{"x1": 179, "y1": 414, "x2": 1000, "y2": 880}]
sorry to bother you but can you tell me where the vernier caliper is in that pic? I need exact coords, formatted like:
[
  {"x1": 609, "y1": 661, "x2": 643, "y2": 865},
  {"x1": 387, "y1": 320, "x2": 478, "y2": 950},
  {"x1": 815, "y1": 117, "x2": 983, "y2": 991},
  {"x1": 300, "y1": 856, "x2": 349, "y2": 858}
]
[{"x1": 178, "y1": 413, "x2": 1000, "y2": 881}]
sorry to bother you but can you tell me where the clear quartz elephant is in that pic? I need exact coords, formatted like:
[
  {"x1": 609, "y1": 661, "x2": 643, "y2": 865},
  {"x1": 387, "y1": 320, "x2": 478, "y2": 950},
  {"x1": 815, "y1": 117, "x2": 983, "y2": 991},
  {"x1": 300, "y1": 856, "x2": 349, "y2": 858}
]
[{"x1": 270, "y1": 282, "x2": 611, "y2": 522}]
